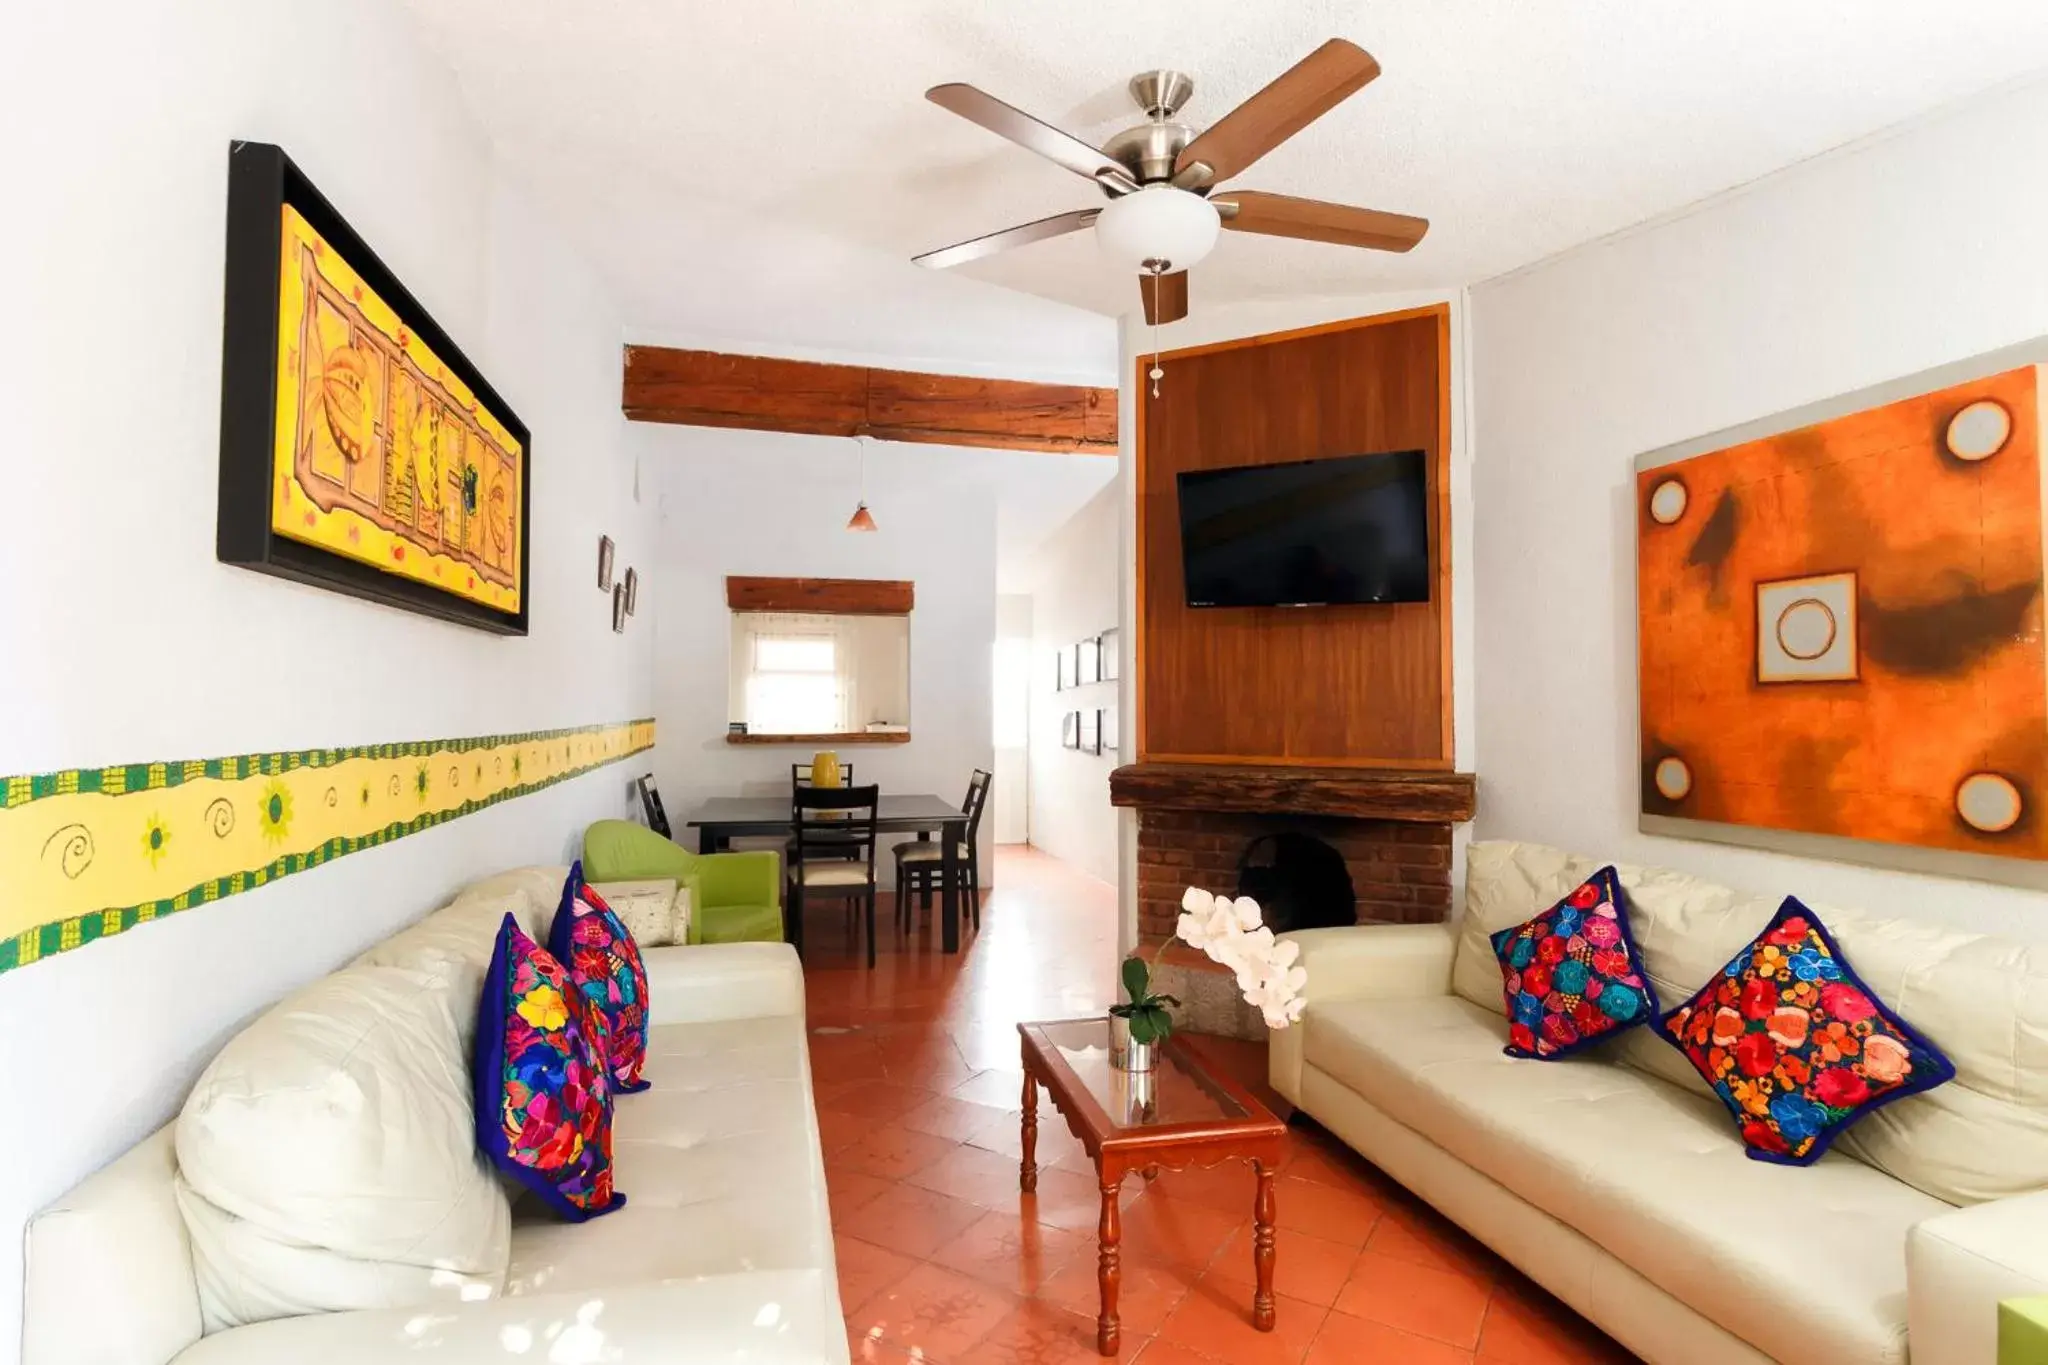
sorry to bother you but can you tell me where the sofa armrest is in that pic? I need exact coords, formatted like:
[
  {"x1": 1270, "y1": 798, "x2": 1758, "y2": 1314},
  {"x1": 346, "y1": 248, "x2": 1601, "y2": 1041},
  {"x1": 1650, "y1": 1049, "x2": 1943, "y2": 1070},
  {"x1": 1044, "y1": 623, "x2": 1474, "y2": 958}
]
[
  {"x1": 1908, "y1": 1189, "x2": 2048, "y2": 1365},
  {"x1": 1269, "y1": 923, "x2": 1457, "y2": 1105},
  {"x1": 697, "y1": 849, "x2": 781, "y2": 908},
  {"x1": 642, "y1": 941, "x2": 805, "y2": 1027},
  {"x1": 170, "y1": 1269, "x2": 847, "y2": 1365}
]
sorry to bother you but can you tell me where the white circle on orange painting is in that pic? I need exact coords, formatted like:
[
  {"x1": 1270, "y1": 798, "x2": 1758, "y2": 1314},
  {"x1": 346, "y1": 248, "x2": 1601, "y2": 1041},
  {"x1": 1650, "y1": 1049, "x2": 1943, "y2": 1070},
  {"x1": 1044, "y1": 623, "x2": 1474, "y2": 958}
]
[
  {"x1": 1956, "y1": 772, "x2": 2022, "y2": 833},
  {"x1": 1775, "y1": 598, "x2": 1838, "y2": 662},
  {"x1": 1649, "y1": 480, "x2": 1688, "y2": 525},
  {"x1": 1947, "y1": 401, "x2": 2012, "y2": 462},
  {"x1": 1654, "y1": 756, "x2": 1692, "y2": 802}
]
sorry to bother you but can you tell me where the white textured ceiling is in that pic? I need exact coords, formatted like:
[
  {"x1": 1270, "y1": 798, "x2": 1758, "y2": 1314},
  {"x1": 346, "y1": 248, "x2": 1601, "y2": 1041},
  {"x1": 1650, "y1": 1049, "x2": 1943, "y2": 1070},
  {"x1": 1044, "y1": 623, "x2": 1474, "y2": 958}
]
[{"x1": 402, "y1": 0, "x2": 2048, "y2": 374}]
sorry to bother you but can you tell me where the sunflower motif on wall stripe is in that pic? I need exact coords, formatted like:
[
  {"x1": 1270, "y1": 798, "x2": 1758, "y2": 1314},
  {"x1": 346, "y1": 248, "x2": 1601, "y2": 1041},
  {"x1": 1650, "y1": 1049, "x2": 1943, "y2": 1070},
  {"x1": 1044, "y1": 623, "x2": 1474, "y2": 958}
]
[{"x1": 0, "y1": 718, "x2": 655, "y2": 977}]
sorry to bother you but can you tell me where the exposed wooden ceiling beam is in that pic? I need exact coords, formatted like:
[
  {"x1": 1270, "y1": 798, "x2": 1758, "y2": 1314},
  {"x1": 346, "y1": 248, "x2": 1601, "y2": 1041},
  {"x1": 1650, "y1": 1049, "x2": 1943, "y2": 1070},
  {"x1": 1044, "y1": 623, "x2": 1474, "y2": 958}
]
[{"x1": 622, "y1": 346, "x2": 1117, "y2": 455}]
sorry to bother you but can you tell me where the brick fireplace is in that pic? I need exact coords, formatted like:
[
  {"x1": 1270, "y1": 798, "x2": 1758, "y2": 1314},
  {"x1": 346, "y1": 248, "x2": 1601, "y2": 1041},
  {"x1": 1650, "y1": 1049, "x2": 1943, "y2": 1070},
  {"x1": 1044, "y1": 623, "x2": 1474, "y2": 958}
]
[
  {"x1": 1110, "y1": 763, "x2": 1477, "y2": 1037},
  {"x1": 1134, "y1": 810, "x2": 1453, "y2": 943}
]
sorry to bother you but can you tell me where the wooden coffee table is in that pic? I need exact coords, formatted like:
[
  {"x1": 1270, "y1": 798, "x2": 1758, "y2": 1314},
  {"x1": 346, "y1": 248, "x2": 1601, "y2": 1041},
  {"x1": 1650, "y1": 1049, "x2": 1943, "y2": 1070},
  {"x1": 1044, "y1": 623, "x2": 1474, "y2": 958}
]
[{"x1": 1018, "y1": 1018, "x2": 1288, "y2": 1356}]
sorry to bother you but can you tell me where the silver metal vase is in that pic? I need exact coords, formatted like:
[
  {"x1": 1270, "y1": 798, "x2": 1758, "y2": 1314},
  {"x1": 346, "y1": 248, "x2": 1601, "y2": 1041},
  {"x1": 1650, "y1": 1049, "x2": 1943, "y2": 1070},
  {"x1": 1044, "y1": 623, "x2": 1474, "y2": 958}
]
[{"x1": 1109, "y1": 1014, "x2": 1158, "y2": 1073}]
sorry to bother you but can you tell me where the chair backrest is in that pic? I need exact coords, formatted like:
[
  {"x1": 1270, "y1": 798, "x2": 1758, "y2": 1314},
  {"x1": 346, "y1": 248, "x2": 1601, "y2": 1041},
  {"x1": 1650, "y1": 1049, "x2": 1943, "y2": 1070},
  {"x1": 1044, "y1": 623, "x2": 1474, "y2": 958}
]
[
  {"x1": 791, "y1": 762, "x2": 854, "y2": 788},
  {"x1": 791, "y1": 783, "x2": 880, "y2": 878},
  {"x1": 637, "y1": 773, "x2": 672, "y2": 839},
  {"x1": 962, "y1": 768, "x2": 993, "y2": 843}
]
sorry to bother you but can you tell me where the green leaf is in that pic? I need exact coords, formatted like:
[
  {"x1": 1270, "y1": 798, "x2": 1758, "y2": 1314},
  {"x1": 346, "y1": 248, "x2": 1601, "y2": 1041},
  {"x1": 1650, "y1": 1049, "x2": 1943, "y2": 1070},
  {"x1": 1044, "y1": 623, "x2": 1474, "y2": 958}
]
[
  {"x1": 1120, "y1": 956, "x2": 1151, "y2": 1005},
  {"x1": 1129, "y1": 1004, "x2": 1175, "y2": 1045}
]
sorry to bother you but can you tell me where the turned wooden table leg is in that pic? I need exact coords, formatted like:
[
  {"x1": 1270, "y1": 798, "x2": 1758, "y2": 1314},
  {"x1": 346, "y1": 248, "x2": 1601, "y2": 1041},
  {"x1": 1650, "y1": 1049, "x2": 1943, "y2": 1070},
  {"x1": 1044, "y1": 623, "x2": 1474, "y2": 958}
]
[
  {"x1": 1252, "y1": 1161, "x2": 1277, "y2": 1331},
  {"x1": 1020, "y1": 1071, "x2": 1039, "y2": 1193},
  {"x1": 1097, "y1": 1173, "x2": 1123, "y2": 1356}
]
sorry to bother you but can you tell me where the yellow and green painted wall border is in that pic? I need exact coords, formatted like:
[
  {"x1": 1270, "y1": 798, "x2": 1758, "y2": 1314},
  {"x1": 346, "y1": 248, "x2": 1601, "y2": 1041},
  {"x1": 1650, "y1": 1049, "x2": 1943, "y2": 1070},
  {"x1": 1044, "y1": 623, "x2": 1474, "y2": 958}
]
[{"x1": 1, "y1": 718, "x2": 655, "y2": 977}]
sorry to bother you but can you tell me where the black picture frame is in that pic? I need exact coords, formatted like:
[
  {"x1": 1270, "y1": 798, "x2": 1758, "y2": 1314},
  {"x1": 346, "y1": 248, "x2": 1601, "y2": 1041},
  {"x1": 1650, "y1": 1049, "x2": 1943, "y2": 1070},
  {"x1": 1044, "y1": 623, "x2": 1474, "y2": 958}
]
[
  {"x1": 612, "y1": 584, "x2": 626, "y2": 633},
  {"x1": 217, "y1": 141, "x2": 532, "y2": 635},
  {"x1": 624, "y1": 566, "x2": 639, "y2": 616},
  {"x1": 598, "y1": 536, "x2": 615, "y2": 592}
]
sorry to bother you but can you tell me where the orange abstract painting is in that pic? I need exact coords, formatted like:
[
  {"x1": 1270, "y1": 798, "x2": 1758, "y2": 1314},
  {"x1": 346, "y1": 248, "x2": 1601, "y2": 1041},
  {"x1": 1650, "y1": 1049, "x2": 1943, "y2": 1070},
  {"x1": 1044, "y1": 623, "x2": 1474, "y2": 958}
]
[{"x1": 1638, "y1": 365, "x2": 2048, "y2": 860}]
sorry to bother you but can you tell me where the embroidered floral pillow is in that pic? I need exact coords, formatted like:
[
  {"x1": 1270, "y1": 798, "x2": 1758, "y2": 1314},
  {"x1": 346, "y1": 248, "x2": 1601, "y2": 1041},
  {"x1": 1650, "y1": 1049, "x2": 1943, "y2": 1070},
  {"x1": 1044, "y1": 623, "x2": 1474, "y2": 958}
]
[
  {"x1": 1654, "y1": 897, "x2": 1956, "y2": 1166},
  {"x1": 548, "y1": 862, "x2": 651, "y2": 1094},
  {"x1": 1489, "y1": 866, "x2": 1659, "y2": 1059},
  {"x1": 473, "y1": 913, "x2": 626, "y2": 1220}
]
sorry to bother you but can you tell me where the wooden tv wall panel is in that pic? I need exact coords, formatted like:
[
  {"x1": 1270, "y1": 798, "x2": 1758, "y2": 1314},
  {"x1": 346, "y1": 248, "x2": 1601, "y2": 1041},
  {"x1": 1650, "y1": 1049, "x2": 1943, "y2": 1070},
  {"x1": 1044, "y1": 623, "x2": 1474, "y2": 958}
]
[{"x1": 1136, "y1": 306, "x2": 1451, "y2": 768}]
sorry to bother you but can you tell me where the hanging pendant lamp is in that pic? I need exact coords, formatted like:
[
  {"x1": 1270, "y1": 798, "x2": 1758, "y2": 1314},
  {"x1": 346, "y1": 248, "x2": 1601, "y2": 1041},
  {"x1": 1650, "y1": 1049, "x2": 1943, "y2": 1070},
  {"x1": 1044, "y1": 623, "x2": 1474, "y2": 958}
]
[{"x1": 846, "y1": 435, "x2": 878, "y2": 533}]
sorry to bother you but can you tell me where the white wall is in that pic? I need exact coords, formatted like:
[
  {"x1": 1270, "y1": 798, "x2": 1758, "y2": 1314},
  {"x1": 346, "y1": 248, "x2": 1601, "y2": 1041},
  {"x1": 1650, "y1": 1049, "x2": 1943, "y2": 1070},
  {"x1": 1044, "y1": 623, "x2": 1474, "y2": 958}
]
[
  {"x1": 643, "y1": 425, "x2": 996, "y2": 884},
  {"x1": 1471, "y1": 76, "x2": 2048, "y2": 937},
  {"x1": 1026, "y1": 483, "x2": 1121, "y2": 884},
  {"x1": 0, "y1": 2, "x2": 654, "y2": 1355}
]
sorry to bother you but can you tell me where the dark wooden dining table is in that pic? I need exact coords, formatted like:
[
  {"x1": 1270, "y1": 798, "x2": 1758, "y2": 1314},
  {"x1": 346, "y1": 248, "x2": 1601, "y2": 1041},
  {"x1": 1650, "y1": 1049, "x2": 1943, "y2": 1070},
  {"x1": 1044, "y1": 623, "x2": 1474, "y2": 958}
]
[{"x1": 685, "y1": 794, "x2": 972, "y2": 953}]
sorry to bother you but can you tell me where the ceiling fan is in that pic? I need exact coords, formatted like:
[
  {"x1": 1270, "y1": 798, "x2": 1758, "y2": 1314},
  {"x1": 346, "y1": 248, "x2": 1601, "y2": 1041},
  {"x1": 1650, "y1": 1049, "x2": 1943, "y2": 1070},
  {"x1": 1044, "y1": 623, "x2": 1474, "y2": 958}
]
[{"x1": 912, "y1": 39, "x2": 1428, "y2": 326}]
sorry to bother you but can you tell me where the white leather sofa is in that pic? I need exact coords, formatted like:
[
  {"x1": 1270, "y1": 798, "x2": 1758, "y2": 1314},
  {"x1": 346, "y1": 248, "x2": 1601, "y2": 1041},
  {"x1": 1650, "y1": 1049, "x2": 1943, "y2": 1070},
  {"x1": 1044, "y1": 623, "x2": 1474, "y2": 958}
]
[
  {"x1": 24, "y1": 867, "x2": 847, "y2": 1365},
  {"x1": 1270, "y1": 840, "x2": 2048, "y2": 1365}
]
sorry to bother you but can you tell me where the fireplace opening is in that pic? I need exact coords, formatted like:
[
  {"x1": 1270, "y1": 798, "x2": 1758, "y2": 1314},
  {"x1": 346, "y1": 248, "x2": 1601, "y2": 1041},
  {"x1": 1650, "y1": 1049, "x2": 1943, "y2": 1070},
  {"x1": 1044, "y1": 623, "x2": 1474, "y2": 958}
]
[{"x1": 1236, "y1": 832, "x2": 1357, "y2": 935}]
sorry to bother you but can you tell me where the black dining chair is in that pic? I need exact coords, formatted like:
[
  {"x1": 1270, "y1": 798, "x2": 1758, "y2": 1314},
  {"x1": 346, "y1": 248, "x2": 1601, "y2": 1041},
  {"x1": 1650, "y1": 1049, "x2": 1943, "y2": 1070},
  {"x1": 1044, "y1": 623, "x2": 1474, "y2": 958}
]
[
  {"x1": 788, "y1": 763, "x2": 862, "y2": 864},
  {"x1": 895, "y1": 769, "x2": 991, "y2": 935},
  {"x1": 788, "y1": 784, "x2": 882, "y2": 967},
  {"x1": 636, "y1": 773, "x2": 673, "y2": 839}
]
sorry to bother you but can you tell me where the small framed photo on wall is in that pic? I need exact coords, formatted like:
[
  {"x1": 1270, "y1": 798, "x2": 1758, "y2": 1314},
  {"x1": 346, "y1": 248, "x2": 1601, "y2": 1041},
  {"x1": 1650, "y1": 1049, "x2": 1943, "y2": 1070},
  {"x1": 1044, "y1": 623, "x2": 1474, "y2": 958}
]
[
  {"x1": 1077, "y1": 636, "x2": 1101, "y2": 685},
  {"x1": 1057, "y1": 646, "x2": 1076, "y2": 691},
  {"x1": 1062, "y1": 711, "x2": 1080, "y2": 749},
  {"x1": 598, "y1": 535, "x2": 616, "y2": 591},
  {"x1": 1099, "y1": 628, "x2": 1120, "y2": 682},
  {"x1": 612, "y1": 583, "x2": 626, "y2": 633},
  {"x1": 1079, "y1": 709, "x2": 1101, "y2": 755},
  {"x1": 1101, "y1": 707, "x2": 1119, "y2": 755},
  {"x1": 624, "y1": 567, "x2": 639, "y2": 616}
]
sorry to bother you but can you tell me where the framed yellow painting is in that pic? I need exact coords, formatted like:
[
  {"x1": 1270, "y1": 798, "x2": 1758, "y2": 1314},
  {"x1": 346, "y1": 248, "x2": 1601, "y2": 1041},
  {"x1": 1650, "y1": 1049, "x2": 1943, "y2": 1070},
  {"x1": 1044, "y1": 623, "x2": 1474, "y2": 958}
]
[{"x1": 217, "y1": 142, "x2": 530, "y2": 634}]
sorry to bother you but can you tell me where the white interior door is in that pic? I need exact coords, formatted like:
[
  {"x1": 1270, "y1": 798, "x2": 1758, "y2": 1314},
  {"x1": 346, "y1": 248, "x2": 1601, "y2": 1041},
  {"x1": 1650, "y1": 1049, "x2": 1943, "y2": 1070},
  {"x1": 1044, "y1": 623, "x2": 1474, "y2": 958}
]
[{"x1": 991, "y1": 636, "x2": 1029, "y2": 843}]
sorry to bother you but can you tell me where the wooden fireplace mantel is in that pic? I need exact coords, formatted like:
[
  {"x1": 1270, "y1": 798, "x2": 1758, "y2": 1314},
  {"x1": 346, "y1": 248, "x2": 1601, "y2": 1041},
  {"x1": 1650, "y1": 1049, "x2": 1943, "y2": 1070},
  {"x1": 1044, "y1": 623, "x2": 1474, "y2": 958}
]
[{"x1": 1109, "y1": 763, "x2": 1476, "y2": 823}]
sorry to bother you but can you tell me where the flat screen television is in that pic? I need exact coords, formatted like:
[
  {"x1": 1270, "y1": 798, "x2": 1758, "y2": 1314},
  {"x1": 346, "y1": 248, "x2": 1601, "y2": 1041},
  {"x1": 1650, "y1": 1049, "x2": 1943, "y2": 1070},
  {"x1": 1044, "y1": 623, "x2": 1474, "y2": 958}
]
[{"x1": 1176, "y1": 450, "x2": 1431, "y2": 608}]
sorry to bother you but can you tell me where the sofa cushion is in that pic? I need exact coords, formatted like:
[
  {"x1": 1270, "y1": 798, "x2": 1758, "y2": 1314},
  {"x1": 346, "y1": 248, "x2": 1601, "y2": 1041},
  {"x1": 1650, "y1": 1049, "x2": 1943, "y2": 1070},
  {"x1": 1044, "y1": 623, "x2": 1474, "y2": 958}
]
[
  {"x1": 588, "y1": 878, "x2": 682, "y2": 948},
  {"x1": 1655, "y1": 897, "x2": 1956, "y2": 1165},
  {"x1": 1305, "y1": 993, "x2": 1942, "y2": 1365},
  {"x1": 174, "y1": 962, "x2": 510, "y2": 1329},
  {"x1": 504, "y1": 1013, "x2": 832, "y2": 1295},
  {"x1": 474, "y1": 915, "x2": 627, "y2": 1222},
  {"x1": 1460, "y1": 840, "x2": 2048, "y2": 1206},
  {"x1": 548, "y1": 864, "x2": 652, "y2": 1094},
  {"x1": 1489, "y1": 866, "x2": 1659, "y2": 1059}
]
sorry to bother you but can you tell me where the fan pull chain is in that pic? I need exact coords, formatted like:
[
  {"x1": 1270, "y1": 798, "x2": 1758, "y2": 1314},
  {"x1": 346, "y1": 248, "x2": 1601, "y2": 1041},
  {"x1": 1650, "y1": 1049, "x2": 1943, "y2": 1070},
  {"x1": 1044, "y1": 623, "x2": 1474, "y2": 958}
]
[{"x1": 1147, "y1": 266, "x2": 1165, "y2": 397}]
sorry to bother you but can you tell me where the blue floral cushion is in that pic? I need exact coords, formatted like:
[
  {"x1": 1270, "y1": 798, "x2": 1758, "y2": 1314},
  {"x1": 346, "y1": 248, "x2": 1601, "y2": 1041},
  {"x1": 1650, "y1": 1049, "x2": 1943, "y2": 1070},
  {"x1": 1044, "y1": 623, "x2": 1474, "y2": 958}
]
[
  {"x1": 473, "y1": 913, "x2": 625, "y2": 1220},
  {"x1": 1654, "y1": 896, "x2": 1956, "y2": 1165},
  {"x1": 547, "y1": 861, "x2": 651, "y2": 1094},
  {"x1": 1489, "y1": 866, "x2": 1659, "y2": 1059}
]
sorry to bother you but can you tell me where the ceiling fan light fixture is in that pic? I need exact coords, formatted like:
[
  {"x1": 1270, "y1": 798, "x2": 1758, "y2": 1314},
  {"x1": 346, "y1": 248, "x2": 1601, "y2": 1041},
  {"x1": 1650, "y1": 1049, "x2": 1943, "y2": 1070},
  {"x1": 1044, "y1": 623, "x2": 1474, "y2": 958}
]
[{"x1": 1094, "y1": 185, "x2": 1219, "y2": 276}]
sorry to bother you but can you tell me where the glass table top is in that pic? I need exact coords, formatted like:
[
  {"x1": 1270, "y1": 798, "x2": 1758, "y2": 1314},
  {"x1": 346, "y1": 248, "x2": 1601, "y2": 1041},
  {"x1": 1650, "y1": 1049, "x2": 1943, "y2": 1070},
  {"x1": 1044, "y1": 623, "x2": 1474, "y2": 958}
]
[{"x1": 1036, "y1": 1018, "x2": 1249, "y2": 1132}]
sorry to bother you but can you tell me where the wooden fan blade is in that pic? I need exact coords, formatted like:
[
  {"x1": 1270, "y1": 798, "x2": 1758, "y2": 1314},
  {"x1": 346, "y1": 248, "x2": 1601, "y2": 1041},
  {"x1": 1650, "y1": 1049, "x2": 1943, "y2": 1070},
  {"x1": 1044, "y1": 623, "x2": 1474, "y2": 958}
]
[
  {"x1": 1174, "y1": 39, "x2": 1380, "y2": 185},
  {"x1": 1217, "y1": 190, "x2": 1427, "y2": 253},
  {"x1": 913, "y1": 209, "x2": 1102, "y2": 269},
  {"x1": 1140, "y1": 271, "x2": 1189, "y2": 326},
  {"x1": 927, "y1": 83, "x2": 1138, "y2": 191}
]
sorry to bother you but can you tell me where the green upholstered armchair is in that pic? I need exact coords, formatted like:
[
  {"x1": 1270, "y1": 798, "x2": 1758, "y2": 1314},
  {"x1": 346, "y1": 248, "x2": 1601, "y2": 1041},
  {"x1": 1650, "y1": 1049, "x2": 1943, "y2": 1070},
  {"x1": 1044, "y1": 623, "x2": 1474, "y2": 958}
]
[{"x1": 581, "y1": 819, "x2": 784, "y2": 946}]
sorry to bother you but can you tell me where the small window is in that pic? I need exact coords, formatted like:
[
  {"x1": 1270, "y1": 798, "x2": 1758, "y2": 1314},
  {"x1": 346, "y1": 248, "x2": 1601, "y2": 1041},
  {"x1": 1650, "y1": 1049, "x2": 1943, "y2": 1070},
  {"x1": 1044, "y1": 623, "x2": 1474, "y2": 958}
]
[{"x1": 729, "y1": 610, "x2": 909, "y2": 737}]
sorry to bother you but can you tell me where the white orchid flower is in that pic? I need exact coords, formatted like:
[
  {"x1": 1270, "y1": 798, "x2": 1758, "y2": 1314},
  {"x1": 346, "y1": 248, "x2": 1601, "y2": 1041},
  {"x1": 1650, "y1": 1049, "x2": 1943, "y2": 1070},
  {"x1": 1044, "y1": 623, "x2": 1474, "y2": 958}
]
[{"x1": 1173, "y1": 885, "x2": 1311, "y2": 1030}]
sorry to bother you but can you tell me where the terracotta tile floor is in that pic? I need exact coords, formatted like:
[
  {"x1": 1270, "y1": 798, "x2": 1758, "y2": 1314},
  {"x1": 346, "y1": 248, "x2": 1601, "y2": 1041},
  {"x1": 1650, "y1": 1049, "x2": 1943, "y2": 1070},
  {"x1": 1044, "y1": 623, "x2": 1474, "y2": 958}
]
[{"x1": 801, "y1": 846, "x2": 1641, "y2": 1365}]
